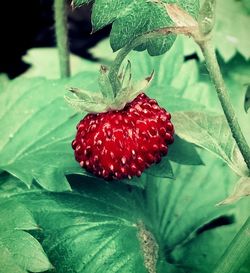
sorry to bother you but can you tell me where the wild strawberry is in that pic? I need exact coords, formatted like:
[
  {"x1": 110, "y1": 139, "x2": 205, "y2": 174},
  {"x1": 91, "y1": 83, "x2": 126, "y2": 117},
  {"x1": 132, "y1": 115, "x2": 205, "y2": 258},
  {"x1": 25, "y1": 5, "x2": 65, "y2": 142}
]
[
  {"x1": 71, "y1": 93, "x2": 174, "y2": 180},
  {"x1": 67, "y1": 62, "x2": 174, "y2": 180}
]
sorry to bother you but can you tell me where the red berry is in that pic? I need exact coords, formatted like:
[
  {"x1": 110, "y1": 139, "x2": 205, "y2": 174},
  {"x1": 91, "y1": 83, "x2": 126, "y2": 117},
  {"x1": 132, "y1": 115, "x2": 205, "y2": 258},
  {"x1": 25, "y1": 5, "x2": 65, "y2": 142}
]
[{"x1": 72, "y1": 93, "x2": 174, "y2": 180}]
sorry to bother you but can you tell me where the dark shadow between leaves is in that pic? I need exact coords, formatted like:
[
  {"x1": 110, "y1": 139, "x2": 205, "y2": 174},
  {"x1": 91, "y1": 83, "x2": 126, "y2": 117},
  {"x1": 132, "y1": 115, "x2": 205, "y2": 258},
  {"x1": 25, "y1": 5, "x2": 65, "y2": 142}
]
[{"x1": 196, "y1": 215, "x2": 235, "y2": 235}]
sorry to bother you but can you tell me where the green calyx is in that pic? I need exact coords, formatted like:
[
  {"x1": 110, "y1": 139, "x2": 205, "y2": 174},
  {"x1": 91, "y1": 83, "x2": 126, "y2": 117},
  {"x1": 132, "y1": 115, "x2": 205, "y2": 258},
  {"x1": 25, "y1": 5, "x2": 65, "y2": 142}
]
[{"x1": 65, "y1": 62, "x2": 154, "y2": 113}]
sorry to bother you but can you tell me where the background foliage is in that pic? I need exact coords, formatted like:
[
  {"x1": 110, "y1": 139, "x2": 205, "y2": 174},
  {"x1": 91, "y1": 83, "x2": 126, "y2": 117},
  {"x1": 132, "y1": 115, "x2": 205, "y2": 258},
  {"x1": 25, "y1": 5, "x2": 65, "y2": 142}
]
[{"x1": 0, "y1": 0, "x2": 249, "y2": 272}]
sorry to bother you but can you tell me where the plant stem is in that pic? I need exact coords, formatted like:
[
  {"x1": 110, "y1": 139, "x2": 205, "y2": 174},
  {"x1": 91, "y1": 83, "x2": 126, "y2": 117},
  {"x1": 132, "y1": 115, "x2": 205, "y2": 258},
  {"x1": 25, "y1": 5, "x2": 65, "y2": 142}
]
[
  {"x1": 108, "y1": 29, "x2": 180, "y2": 96},
  {"x1": 213, "y1": 217, "x2": 250, "y2": 273},
  {"x1": 108, "y1": 36, "x2": 146, "y2": 96},
  {"x1": 54, "y1": 0, "x2": 70, "y2": 78},
  {"x1": 198, "y1": 39, "x2": 250, "y2": 171}
]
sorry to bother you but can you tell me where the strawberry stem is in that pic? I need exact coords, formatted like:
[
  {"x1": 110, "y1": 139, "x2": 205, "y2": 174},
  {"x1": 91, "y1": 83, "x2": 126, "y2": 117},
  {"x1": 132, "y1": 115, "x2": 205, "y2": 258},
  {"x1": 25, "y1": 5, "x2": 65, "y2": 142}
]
[
  {"x1": 54, "y1": 0, "x2": 71, "y2": 78},
  {"x1": 108, "y1": 27, "x2": 197, "y2": 97},
  {"x1": 212, "y1": 217, "x2": 250, "y2": 273},
  {"x1": 108, "y1": 37, "x2": 144, "y2": 97}
]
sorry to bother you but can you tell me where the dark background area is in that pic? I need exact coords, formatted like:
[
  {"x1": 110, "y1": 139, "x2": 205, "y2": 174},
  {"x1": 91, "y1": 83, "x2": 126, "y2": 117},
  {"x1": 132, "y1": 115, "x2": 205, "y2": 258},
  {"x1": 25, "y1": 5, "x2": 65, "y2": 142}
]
[{"x1": 0, "y1": 0, "x2": 110, "y2": 78}]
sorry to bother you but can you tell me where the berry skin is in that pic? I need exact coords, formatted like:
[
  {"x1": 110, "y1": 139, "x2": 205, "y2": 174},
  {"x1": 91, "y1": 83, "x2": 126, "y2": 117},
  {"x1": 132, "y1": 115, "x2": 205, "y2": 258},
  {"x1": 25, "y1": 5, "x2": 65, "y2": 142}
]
[{"x1": 72, "y1": 93, "x2": 174, "y2": 180}]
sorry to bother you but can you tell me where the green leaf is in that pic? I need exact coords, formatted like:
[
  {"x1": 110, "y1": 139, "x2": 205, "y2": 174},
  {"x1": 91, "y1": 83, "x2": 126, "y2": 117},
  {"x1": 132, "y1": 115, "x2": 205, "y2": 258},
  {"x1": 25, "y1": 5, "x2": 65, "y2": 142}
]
[
  {"x1": 145, "y1": 150, "x2": 250, "y2": 272},
  {"x1": 1, "y1": 151, "x2": 248, "y2": 273},
  {"x1": 22, "y1": 48, "x2": 98, "y2": 79},
  {"x1": 120, "y1": 174, "x2": 147, "y2": 189},
  {"x1": 86, "y1": 0, "x2": 200, "y2": 56},
  {"x1": 0, "y1": 231, "x2": 52, "y2": 273},
  {"x1": 172, "y1": 111, "x2": 248, "y2": 176},
  {"x1": 129, "y1": 36, "x2": 184, "y2": 85},
  {"x1": 0, "y1": 74, "x2": 99, "y2": 191},
  {"x1": 215, "y1": 0, "x2": 250, "y2": 61},
  {"x1": 145, "y1": 157, "x2": 174, "y2": 179},
  {"x1": 168, "y1": 136, "x2": 203, "y2": 166},
  {"x1": 89, "y1": 38, "x2": 116, "y2": 65},
  {"x1": 170, "y1": 213, "x2": 249, "y2": 273},
  {"x1": 0, "y1": 200, "x2": 37, "y2": 232},
  {"x1": 89, "y1": 0, "x2": 249, "y2": 62},
  {"x1": 0, "y1": 186, "x2": 52, "y2": 273},
  {"x1": 0, "y1": 175, "x2": 158, "y2": 273}
]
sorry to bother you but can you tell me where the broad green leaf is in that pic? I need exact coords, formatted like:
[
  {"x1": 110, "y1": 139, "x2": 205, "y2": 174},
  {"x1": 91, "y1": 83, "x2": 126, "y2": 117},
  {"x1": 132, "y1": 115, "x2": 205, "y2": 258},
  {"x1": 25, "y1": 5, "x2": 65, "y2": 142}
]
[
  {"x1": 0, "y1": 231, "x2": 52, "y2": 273},
  {"x1": 0, "y1": 200, "x2": 37, "y2": 232},
  {"x1": 121, "y1": 174, "x2": 147, "y2": 189},
  {"x1": 75, "y1": 0, "x2": 199, "y2": 56},
  {"x1": 0, "y1": 74, "x2": 100, "y2": 191},
  {"x1": 142, "y1": 136, "x2": 204, "y2": 181},
  {"x1": 168, "y1": 136, "x2": 203, "y2": 166},
  {"x1": 1, "y1": 151, "x2": 248, "y2": 273},
  {"x1": 145, "y1": 157, "x2": 174, "y2": 179},
  {"x1": 172, "y1": 111, "x2": 248, "y2": 176},
  {"x1": 145, "y1": 150, "x2": 250, "y2": 272},
  {"x1": 173, "y1": 58, "x2": 218, "y2": 110},
  {"x1": 168, "y1": 184, "x2": 250, "y2": 273},
  {"x1": 171, "y1": 59, "x2": 199, "y2": 90},
  {"x1": 0, "y1": 185, "x2": 52, "y2": 273},
  {"x1": 129, "y1": 36, "x2": 184, "y2": 86},
  {"x1": 0, "y1": 175, "x2": 160, "y2": 273},
  {"x1": 22, "y1": 48, "x2": 98, "y2": 79},
  {"x1": 170, "y1": 211, "x2": 250, "y2": 273}
]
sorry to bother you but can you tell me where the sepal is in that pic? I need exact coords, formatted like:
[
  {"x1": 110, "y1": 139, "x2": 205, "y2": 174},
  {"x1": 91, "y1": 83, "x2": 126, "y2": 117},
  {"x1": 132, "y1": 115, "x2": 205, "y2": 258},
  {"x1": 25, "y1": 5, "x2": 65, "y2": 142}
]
[
  {"x1": 65, "y1": 96, "x2": 108, "y2": 113},
  {"x1": 68, "y1": 87, "x2": 97, "y2": 102},
  {"x1": 109, "y1": 71, "x2": 154, "y2": 111},
  {"x1": 98, "y1": 65, "x2": 114, "y2": 102},
  {"x1": 65, "y1": 65, "x2": 154, "y2": 113},
  {"x1": 119, "y1": 60, "x2": 132, "y2": 90}
]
